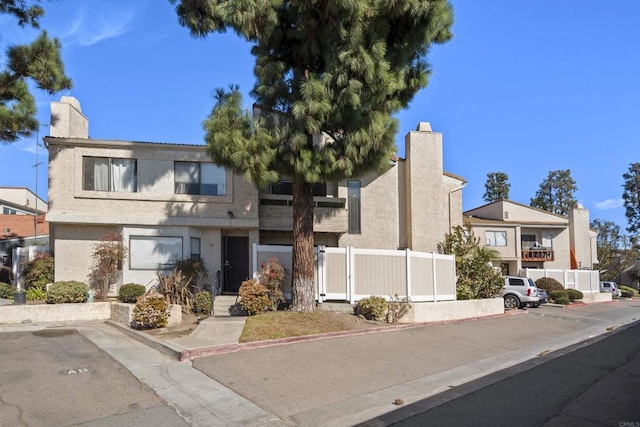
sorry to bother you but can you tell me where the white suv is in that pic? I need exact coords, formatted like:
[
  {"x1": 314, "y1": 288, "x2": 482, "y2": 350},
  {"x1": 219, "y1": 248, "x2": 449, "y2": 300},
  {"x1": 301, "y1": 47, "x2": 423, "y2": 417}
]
[
  {"x1": 503, "y1": 276, "x2": 540, "y2": 309},
  {"x1": 600, "y1": 281, "x2": 622, "y2": 297}
]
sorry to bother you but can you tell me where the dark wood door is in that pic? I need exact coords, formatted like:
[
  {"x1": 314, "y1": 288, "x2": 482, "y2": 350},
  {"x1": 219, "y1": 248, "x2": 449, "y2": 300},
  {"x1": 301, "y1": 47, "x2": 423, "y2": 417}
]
[{"x1": 223, "y1": 236, "x2": 249, "y2": 293}]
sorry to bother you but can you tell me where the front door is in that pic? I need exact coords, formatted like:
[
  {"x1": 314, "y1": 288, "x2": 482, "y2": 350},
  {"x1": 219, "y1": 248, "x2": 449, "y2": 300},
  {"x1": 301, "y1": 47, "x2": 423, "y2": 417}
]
[{"x1": 223, "y1": 236, "x2": 249, "y2": 293}]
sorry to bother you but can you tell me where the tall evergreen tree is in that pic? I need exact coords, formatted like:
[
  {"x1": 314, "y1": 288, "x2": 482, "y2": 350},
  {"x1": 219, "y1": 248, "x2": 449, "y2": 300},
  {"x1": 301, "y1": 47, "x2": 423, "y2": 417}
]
[
  {"x1": 530, "y1": 169, "x2": 577, "y2": 216},
  {"x1": 623, "y1": 163, "x2": 640, "y2": 235},
  {"x1": 483, "y1": 171, "x2": 510, "y2": 202},
  {"x1": 590, "y1": 218, "x2": 624, "y2": 281},
  {"x1": 172, "y1": 0, "x2": 455, "y2": 311},
  {"x1": 1, "y1": 0, "x2": 72, "y2": 142}
]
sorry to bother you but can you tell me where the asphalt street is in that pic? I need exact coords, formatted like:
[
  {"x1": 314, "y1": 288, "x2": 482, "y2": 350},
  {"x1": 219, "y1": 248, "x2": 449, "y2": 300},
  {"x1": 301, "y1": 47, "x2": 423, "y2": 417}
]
[
  {"x1": 0, "y1": 327, "x2": 188, "y2": 427},
  {"x1": 381, "y1": 320, "x2": 640, "y2": 426}
]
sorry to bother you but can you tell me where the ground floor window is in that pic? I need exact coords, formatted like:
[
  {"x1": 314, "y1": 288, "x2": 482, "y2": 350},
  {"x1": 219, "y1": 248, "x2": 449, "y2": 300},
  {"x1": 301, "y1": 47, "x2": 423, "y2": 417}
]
[{"x1": 129, "y1": 236, "x2": 182, "y2": 270}]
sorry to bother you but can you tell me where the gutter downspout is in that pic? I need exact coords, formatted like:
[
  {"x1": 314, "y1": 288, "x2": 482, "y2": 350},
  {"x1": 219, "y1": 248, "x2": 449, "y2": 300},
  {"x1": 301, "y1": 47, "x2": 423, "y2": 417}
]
[{"x1": 448, "y1": 181, "x2": 468, "y2": 231}]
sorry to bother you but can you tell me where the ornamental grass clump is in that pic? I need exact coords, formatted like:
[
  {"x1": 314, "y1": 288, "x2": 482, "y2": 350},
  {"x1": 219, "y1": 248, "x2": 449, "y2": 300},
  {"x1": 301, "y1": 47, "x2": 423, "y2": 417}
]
[{"x1": 132, "y1": 292, "x2": 168, "y2": 329}]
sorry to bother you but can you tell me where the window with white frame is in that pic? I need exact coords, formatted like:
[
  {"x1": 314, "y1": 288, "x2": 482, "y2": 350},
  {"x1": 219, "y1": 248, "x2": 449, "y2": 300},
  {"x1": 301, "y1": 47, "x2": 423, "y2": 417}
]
[
  {"x1": 485, "y1": 230, "x2": 507, "y2": 246},
  {"x1": 174, "y1": 162, "x2": 226, "y2": 195},
  {"x1": 83, "y1": 157, "x2": 137, "y2": 192},
  {"x1": 129, "y1": 236, "x2": 183, "y2": 270}
]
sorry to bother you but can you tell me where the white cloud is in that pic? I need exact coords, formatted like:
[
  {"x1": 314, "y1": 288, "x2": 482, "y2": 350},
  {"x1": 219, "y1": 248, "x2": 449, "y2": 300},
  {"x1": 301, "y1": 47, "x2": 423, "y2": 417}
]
[
  {"x1": 595, "y1": 199, "x2": 624, "y2": 210},
  {"x1": 62, "y1": 4, "x2": 137, "y2": 47}
]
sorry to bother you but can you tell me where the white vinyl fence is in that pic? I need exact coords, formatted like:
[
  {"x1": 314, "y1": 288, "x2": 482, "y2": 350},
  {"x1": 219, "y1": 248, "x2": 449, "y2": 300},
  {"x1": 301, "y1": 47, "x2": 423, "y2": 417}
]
[
  {"x1": 522, "y1": 268, "x2": 600, "y2": 294},
  {"x1": 253, "y1": 244, "x2": 457, "y2": 303}
]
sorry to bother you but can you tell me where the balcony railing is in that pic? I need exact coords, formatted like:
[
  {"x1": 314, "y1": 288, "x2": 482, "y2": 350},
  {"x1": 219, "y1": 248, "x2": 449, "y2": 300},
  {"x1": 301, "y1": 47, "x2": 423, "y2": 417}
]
[{"x1": 521, "y1": 248, "x2": 554, "y2": 262}]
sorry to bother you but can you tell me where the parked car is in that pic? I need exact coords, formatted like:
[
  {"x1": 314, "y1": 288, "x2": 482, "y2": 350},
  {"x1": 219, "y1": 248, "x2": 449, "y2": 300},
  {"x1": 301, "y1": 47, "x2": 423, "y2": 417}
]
[
  {"x1": 503, "y1": 276, "x2": 540, "y2": 309},
  {"x1": 534, "y1": 288, "x2": 548, "y2": 306},
  {"x1": 600, "y1": 281, "x2": 622, "y2": 297}
]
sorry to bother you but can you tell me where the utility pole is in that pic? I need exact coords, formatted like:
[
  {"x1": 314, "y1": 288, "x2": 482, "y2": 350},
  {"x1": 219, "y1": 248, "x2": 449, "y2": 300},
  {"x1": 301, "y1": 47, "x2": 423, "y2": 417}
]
[{"x1": 32, "y1": 125, "x2": 47, "y2": 244}]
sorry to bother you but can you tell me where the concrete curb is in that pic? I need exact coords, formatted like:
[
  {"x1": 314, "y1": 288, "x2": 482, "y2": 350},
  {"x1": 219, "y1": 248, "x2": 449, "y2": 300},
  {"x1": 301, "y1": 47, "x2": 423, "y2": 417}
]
[{"x1": 105, "y1": 320, "x2": 188, "y2": 361}]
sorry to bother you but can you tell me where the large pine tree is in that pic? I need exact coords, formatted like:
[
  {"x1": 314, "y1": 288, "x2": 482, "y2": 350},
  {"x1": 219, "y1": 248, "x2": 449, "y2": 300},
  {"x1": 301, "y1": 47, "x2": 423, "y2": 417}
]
[
  {"x1": 530, "y1": 169, "x2": 577, "y2": 216},
  {"x1": 483, "y1": 171, "x2": 510, "y2": 202},
  {"x1": 172, "y1": 0, "x2": 455, "y2": 311},
  {"x1": 1, "y1": 0, "x2": 72, "y2": 142}
]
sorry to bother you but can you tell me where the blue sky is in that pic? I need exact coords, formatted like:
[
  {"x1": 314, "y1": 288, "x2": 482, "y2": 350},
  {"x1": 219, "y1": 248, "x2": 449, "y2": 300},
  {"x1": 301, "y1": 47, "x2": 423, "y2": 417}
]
[{"x1": 1, "y1": 0, "x2": 637, "y2": 232}]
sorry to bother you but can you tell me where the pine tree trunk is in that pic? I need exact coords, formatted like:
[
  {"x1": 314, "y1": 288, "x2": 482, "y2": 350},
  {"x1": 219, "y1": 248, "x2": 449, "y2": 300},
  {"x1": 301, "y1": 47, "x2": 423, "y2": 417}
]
[{"x1": 291, "y1": 181, "x2": 316, "y2": 312}]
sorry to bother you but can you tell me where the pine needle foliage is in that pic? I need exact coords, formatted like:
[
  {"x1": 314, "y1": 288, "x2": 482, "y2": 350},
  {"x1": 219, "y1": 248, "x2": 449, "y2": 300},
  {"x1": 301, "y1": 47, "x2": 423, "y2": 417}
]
[
  {"x1": 1, "y1": 0, "x2": 72, "y2": 142},
  {"x1": 172, "y1": 0, "x2": 455, "y2": 311}
]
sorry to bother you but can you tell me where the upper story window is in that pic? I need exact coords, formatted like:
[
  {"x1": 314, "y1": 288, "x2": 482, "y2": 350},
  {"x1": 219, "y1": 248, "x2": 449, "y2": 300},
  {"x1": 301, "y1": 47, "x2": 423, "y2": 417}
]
[
  {"x1": 485, "y1": 231, "x2": 507, "y2": 246},
  {"x1": 175, "y1": 162, "x2": 226, "y2": 196},
  {"x1": 83, "y1": 157, "x2": 137, "y2": 192},
  {"x1": 2, "y1": 207, "x2": 16, "y2": 215},
  {"x1": 269, "y1": 180, "x2": 327, "y2": 197}
]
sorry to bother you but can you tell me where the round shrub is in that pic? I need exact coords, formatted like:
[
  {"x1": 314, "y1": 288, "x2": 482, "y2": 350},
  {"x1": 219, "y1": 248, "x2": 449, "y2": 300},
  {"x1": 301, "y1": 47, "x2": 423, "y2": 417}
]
[
  {"x1": 549, "y1": 290, "x2": 569, "y2": 304},
  {"x1": 46, "y1": 281, "x2": 89, "y2": 304},
  {"x1": 619, "y1": 285, "x2": 638, "y2": 296},
  {"x1": 118, "y1": 283, "x2": 146, "y2": 303},
  {"x1": 554, "y1": 295, "x2": 570, "y2": 305},
  {"x1": 535, "y1": 277, "x2": 564, "y2": 292},
  {"x1": 0, "y1": 282, "x2": 13, "y2": 299},
  {"x1": 22, "y1": 254, "x2": 54, "y2": 290},
  {"x1": 132, "y1": 292, "x2": 168, "y2": 329},
  {"x1": 357, "y1": 296, "x2": 388, "y2": 321},
  {"x1": 194, "y1": 291, "x2": 213, "y2": 315},
  {"x1": 566, "y1": 289, "x2": 583, "y2": 302},
  {"x1": 621, "y1": 290, "x2": 634, "y2": 298},
  {"x1": 238, "y1": 279, "x2": 270, "y2": 315}
]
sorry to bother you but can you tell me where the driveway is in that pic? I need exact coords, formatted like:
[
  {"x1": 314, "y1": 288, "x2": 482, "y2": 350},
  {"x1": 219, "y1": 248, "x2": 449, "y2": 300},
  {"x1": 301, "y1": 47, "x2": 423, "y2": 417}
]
[{"x1": 0, "y1": 326, "x2": 187, "y2": 427}]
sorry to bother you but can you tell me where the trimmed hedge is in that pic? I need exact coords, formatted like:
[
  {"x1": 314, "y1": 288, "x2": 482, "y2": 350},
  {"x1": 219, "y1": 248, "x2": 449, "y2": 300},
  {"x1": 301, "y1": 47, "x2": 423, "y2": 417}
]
[
  {"x1": 535, "y1": 277, "x2": 564, "y2": 292},
  {"x1": 0, "y1": 282, "x2": 13, "y2": 299},
  {"x1": 46, "y1": 281, "x2": 89, "y2": 304},
  {"x1": 549, "y1": 290, "x2": 569, "y2": 304},
  {"x1": 566, "y1": 289, "x2": 583, "y2": 302},
  {"x1": 118, "y1": 283, "x2": 146, "y2": 303},
  {"x1": 132, "y1": 292, "x2": 168, "y2": 329},
  {"x1": 621, "y1": 290, "x2": 634, "y2": 298}
]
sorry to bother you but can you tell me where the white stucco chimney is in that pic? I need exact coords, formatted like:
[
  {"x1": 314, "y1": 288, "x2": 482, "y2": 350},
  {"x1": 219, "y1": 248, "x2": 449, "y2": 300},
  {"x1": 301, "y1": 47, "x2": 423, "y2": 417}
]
[{"x1": 50, "y1": 96, "x2": 89, "y2": 138}]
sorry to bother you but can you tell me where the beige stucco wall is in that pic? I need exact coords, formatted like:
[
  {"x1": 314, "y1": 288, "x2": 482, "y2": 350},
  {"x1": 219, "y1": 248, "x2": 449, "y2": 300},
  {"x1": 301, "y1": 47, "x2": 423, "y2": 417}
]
[
  {"x1": 467, "y1": 200, "x2": 568, "y2": 225},
  {"x1": 46, "y1": 138, "x2": 259, "y2": 228},
  {"x1": 52, "y1": 224, "x2": 119, "y2": 284},
  {"x1": 568, "y1": 206, "x2": 596, "y2": 269},
  {"x1": 338, "y1": 168, "x2": 400, "y2": 249},
  {"x1": 404, "y1": 125, "x2": 460, "y2": 252}
]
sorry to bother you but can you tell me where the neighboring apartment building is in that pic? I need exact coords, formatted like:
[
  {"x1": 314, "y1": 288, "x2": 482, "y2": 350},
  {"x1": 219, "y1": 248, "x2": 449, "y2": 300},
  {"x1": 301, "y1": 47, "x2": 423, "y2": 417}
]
[
  {"x1": 464, "y1": 200, "x2": 598, "y2": 275},
  {"x1": 0, "y1": 187, "x2": 48, "y2": 216},
  {"x1": 0, "y1": 188, "x2": 49, "y2": 268},
  {"x1": 46, "y1": 97, "x2": 464, "y2": 294}
]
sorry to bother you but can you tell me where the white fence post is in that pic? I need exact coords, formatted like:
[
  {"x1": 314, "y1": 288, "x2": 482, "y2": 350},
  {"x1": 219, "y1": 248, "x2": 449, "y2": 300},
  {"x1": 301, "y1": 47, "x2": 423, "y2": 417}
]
[
  {"x1": 405, "y1": 249, "x2": 412, "y2": 300},
  {"x1": 317, "y1": 245, "x2": 325, "y2": 303},
  {"x1": 432, "y1": 252, "x2": 438, "y2": 303},
  {"x1": 347, "y1": 246, "x2": 354, "y2": 304}
]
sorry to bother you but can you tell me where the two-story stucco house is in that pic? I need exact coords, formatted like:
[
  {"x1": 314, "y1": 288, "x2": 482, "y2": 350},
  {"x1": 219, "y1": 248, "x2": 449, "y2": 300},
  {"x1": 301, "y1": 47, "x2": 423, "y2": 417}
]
[
  {"x1": 464, "y1": 200, "x2": 598, "y2": 275},
  {"x1": 45, "y1": 97, "x2": 464, "y2": 295}
]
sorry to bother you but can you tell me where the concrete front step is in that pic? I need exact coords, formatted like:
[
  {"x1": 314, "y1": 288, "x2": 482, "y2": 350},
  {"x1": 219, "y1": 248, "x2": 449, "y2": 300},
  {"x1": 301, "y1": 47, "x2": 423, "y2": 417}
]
[{"x1": 213, "y1": 295, "x2": 246, "y2": 317}]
